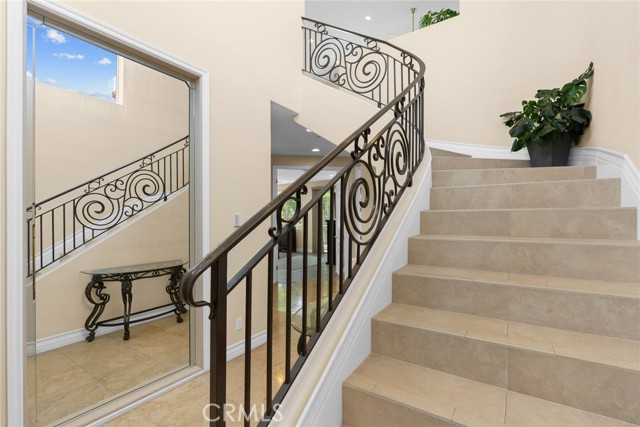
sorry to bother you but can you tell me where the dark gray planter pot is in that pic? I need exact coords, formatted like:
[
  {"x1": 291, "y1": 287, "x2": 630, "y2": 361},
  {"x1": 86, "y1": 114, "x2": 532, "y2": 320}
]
[{"x1": 526, "y1": 133, "x2": 574, "y2": 167}]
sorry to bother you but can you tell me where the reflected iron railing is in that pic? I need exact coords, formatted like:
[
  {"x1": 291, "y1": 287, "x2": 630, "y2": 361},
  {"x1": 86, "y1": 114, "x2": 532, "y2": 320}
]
[
  {"x1": 27, "y1": 136, "x2": 190, "y2": 275},
  {"x1": 180, "y1": 17, "x2": 425, "y2": 426}
]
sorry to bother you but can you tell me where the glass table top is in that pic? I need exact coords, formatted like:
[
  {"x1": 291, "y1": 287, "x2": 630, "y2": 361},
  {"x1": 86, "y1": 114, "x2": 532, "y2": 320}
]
[
  {"x1": 291, "y1": 296, "x2": 330, "y2": 336},
  {"x1": 81, "y1": 260, "x2": 186, "y2": 276}
]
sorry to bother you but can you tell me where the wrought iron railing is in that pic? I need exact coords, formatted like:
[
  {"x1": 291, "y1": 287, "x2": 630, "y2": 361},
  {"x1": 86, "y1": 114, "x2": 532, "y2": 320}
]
[
  {"x1": 180, "y1": 17, "x2": 425, "y2": 426},
  {"x1": 27, "y1": 136, "x2": 189, "y2": 275}
]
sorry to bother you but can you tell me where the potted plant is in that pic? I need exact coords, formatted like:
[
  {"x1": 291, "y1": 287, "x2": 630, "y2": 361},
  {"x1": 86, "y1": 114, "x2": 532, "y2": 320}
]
[
  {"x1": 501, "y1": 62, "x2": 594, "y2": 167},
  {"x1": 418, "y1": 8, "x2": 459, "y2": 28}
]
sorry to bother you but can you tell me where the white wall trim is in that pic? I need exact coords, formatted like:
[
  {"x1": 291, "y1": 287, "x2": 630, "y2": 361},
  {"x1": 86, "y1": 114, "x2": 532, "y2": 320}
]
[
  {"x1": 426, "y1": 139, "x2": 639, "y2": 239},
  {"x1": 569, "y1": 146, "x2": 640, "y2": 239},
  {"x1": 6, "y1": 1, "x2": 211, "y2": 424},
  {"x1": 227, "y1": 330, "x2": 267, "y2": 361},
  {"x1": 34, "y1": 310, "x2": 262, "y2": 361},
  {"x1": 274, "y1": 156, "x2": 432, "y2": 427},
  {"x1": 34, "y1": 187, "x2": 188, "y2": 278},
  {"x1": 33, "y1": 308, "x2": 186, "y2": 355},
  {"x1": 6, "y1": 1, "x2": 28, "y2": 426},
  {"x1": 427, "y1": 138, "x2": 531, "y2": 160}
]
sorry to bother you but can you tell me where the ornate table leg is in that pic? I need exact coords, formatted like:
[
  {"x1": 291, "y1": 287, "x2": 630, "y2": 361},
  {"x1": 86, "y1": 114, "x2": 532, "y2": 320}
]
[
  {"x1": 166, "y1": 267, "x2": 187, "y2": 323},
  {"x1": 84, "y1": 275, "x2": 110, "y2": 342},
  {"x1": 121, "y1": 275, "x2": 133, "y2": 340}
]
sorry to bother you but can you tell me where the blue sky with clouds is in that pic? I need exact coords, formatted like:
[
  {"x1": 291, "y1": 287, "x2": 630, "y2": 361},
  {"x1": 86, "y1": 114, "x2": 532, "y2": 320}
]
[{"x1": 27, "y1": 17, "x2": 117, "y2": 102}]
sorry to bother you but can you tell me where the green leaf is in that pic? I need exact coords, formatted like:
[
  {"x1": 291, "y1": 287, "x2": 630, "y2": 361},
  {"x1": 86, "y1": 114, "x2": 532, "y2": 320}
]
[
  {"x1": 511, "y1": 139, "x2": 526, "y2": 152},
  {"x1": 535, "y1": 88, "x2": 560, "y2": 100},
  {"x1": 575, "y1": 62, "x2": 594, "y2": 82},
  {"x1": 561, "y1": 80, "x2": 587, "y2": 105},
  {"x1": 418, "y1": 8, "x2": 459, "y2": 28},
  {"x1": 509, "y1": 117, "x2": 532, "y2": 138},
  {"x1": 538, "y1": 122, "x2": 556, "y2": 137}
]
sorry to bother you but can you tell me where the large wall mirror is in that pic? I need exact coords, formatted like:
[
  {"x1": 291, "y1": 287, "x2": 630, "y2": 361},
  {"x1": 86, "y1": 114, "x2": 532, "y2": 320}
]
[{"x1": 25, "y1": 12, "x2": 194, "y2": 426}]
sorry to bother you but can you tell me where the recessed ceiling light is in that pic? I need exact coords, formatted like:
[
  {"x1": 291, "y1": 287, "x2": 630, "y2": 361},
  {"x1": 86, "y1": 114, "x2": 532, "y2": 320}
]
[
  {"x1": 312, "y1": 148, "x2": 320, "y2": 152},
  {"x1": 365, "y1": 16, "x2": 372, "y2": 21},
  {"x1": 306, "y1": 128, "x2": 312, "y2": 133}
]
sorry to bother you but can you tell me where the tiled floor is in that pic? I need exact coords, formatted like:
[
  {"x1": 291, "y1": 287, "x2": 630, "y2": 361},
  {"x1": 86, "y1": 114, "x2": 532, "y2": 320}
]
[
  {"x1": 31, "y1": 252, "x2": 337, "y2": 426},
  {"x1": 103, "y1": 252, "x2": 338, "y2": 426},
  {"x1": 28, "y1": 315, "x2": 190, "y2": 426}
]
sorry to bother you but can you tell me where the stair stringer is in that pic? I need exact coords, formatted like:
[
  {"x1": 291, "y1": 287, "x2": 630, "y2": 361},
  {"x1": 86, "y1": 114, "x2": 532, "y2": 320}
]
[{"x1": 269, "y1": 155, "x2": 433, "y2": 427}]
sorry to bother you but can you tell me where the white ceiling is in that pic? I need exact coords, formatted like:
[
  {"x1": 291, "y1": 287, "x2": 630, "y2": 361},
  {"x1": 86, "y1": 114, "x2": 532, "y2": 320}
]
[
  {"x1": 271, "y1": 102, "x2": 342, "y2": 157},
  {"x1": 272, "y1": 2, "x2": 461, "y2": 158},
  {"x1": 276, "y1": 168, "x2": 339, "y2": 186},
  {"x1": 305, "y1": 0, "x2": 460, "y2": 40}
]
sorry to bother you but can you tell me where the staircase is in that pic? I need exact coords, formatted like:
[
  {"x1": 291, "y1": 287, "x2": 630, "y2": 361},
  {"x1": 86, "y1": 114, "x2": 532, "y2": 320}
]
[{"x1": 343, "y1": 149, "x2": 640, "y2": 426}]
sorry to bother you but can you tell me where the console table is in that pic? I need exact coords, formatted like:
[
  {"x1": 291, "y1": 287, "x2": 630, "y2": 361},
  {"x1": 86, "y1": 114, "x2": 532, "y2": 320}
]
[{"x1": 82, "y1": 260, "x2": 187, "y2": 341}]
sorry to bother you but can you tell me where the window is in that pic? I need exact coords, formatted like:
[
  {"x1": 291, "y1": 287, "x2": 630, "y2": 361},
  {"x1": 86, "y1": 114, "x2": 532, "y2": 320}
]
[{"x1": 26, "y1": 16, "x2": 121, "y2": 104}]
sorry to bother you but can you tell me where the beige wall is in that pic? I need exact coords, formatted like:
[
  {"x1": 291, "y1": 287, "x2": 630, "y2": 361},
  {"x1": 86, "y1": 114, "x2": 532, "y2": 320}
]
[
  {"x1": 0, "y1": 0, "x2": 7, "y2": 424},
  {"x1": 36, "y1": 191, "x2": 188, "y2": 339},
  {"x1": 393, "y1": 0, "x2": 640, "y2": 167},
  {"x1": 35, "y1": 57, "x2": 189, "y2": 201},
  {"x1": 59, "y1": 0, "x2": 304, "y2": 346},
  {"x1": 295, "y1": 76, "x2": 381, "y2": 147}
]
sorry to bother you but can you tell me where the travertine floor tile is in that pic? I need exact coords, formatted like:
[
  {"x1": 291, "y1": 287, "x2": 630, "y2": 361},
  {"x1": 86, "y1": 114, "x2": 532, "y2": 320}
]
[{"x1": 505, "y1": 391, "x2": 637, "y2": 427}]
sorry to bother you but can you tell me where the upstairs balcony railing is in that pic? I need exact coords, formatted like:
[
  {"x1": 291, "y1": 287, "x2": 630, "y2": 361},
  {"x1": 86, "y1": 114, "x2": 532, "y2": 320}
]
[
  {"x1": 27, "y1": 136, "x2": 189, "y2": 275},
  {"x1": 180, "y1": 17, "x2": 425, "y2": 426}
]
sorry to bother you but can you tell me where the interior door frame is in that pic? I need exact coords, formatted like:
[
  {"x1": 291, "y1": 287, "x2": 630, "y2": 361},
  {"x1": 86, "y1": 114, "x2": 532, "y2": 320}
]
[
  {"x1": 5, "y1": 1, "x2": 211, "y2": 425},
  {"x1": 271, "y1": 165, "x2": 343, "y2": 282}
]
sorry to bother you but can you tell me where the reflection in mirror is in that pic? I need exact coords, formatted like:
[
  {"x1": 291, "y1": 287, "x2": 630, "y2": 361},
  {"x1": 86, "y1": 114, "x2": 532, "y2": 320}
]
[{"x1": 26, "y1": 14, "x2": 192, "y2": 425}]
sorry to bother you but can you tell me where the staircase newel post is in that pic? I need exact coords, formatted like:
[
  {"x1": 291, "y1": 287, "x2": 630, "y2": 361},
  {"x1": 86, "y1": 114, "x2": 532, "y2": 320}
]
[{"x1": 210, "y1": 255, "x2": 228, "y2": 427}]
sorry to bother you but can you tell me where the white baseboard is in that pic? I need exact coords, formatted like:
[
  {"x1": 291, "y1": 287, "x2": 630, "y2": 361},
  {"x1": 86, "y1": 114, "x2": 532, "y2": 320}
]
[
  {"x1": 291, "y1": 158, "x2": 432, "y2": 427},
  {"x1": 569, "y1": 146, "x2": 640, "y2": 239},
  {"x1": 427, "y1": 138, "x2": 531, "y2": 160},
  {"x1": 427, "y1": 139, "x2": 639, "y2": 239},
  {"x1": 227, "y1": 330, "x2": 268, "y2": 361},
  {"x1": 34, "y1": 187, "x2": 188, "y2": 281},
  {"x1": 35, "y1": 307, "x2": 266, "y2": 362},
  {"x1": 34, "y1": 307, "x2": 185, "y2": 355}
]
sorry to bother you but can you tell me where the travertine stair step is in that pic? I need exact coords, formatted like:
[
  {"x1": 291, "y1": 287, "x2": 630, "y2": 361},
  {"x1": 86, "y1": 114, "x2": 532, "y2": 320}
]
[
  {"x1": 429, "y1": 147, "x2": 471, "y2": 157},
  {"x1": 343, "y1": 354, "x2": 638, "y2": 427},
  {"x1": 371, "y1": 304, "x2": 640, "y2": 424},
  {"x1": 393, "y1": 264, "x2": 640, "y2": 340},
  {"x1": 421, "y1": 207, "x2": 637, "y2": 240},
  {"x1": 433, "y1": 166, "x2": 596, "y2": 187},
  {"x1": 408, "y1": 235, "x2": 640, "y2": 282},
  {"x1": 430, "y1": 178, "x2": 620, "y2": 210},
  {"x1": 432, "y1": 157, "x2": 530, "y2": 170}
]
